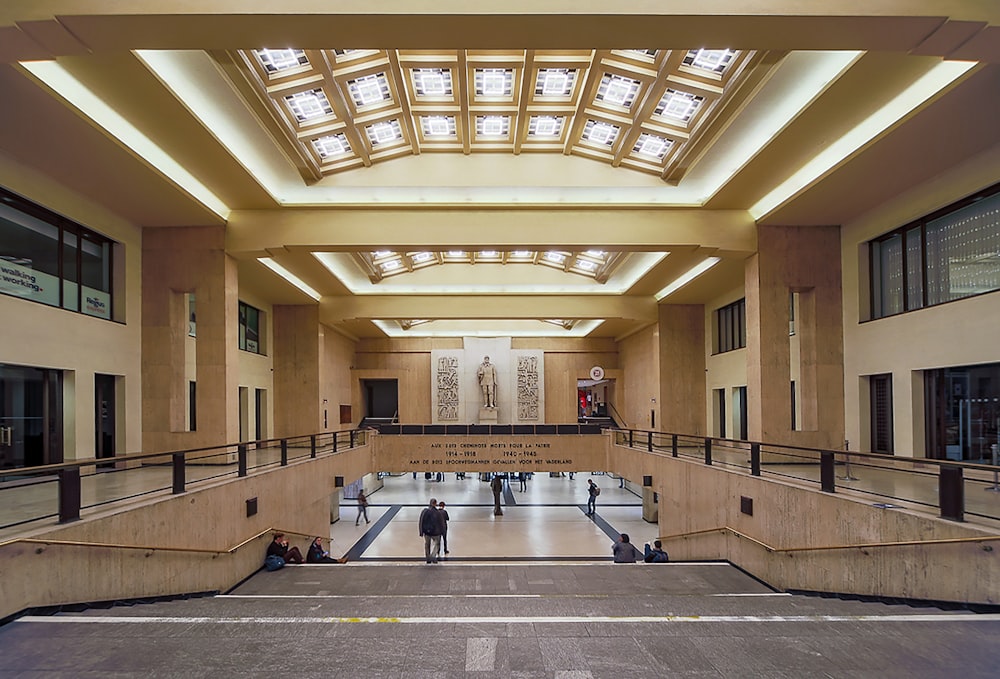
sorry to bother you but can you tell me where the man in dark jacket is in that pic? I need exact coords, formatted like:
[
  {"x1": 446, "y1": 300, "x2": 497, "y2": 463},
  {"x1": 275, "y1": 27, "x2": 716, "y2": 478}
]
[
  {"x1": 419, "y1": 497, "x2": 445, "y2": 563},
  {"x1": 490, "y1": 474, "x2": 504, "y2": 515}
]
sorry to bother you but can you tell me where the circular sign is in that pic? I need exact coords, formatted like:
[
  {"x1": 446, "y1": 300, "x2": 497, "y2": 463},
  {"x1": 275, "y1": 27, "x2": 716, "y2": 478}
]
[{"x1": 589, "y1": 365, "x2": 605, "y2": 381}]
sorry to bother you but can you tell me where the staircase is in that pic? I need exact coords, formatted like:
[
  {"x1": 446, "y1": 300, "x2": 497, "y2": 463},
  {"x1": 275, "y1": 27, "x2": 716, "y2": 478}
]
[{"x1": 5, "y1": 562, "x2": 998, "y2": 675}]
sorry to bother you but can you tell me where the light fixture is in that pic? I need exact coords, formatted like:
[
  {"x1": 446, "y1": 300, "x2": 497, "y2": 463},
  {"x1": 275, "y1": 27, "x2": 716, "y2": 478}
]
[
  {"x1": 258, "y1": 258, "x2": 321, "y2": 300},
  {"x1": 654, "y1": 257, "x2": 721, "y2": 301}
]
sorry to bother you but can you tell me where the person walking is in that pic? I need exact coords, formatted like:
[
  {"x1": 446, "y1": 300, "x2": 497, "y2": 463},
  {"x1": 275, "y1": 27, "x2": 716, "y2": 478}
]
[
  {"x1": 356, "y1": 489, "x2": 370, "y2": 526},
  {"x1": 586, "y1": 478, "x2": 600, "y2": 515},
  {"x1": 419, "y1": 497, "x2": 445, "y2": 563},
  {"x1": 517, "y1": 471, "x2": 527, "y2": 492},
  {"x1": 490, "y1": 474, "x2": 504, "y2": 515},
  {"x1": 438, "y1": 501, "x2": 451, "y2": 554}
]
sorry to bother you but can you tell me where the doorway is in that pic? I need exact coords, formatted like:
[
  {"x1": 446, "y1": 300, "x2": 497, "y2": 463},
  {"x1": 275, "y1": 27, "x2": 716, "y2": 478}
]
[
  {"x1": 363, "y1": 380, "x2": 399, "y2": 421},
  {"x1": 95, "y1": 373, "x2": 116, "y2": 466},
  {"x1": 0, "y1": 364, "x2": 63, "y2": 469}
]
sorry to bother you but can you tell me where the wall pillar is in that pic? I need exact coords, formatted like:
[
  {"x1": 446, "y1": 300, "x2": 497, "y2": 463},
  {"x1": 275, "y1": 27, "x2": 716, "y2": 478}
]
[
  {"x1": 657, "y1": 304, "x2": 706, "y2": 434},
  {"x1": 273, "y1": 305, "x2": 322, "y2": 438},
  {"x1": 142, "y1": 226, "x2": 239, "y2": 454},
  {"x1": 745, "y1": 225, "x2": 845, "y2": 449}
]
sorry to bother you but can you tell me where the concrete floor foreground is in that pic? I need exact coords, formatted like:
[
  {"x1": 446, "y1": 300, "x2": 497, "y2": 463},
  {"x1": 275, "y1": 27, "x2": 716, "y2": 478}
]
[{"x1": 4, "y1": 563, "x2": 1000, "y2": 678}]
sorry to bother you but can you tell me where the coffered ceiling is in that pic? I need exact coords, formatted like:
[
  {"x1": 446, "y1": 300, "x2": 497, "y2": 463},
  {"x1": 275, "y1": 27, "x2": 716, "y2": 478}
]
[{"x1": 1, "y1": 3, "x2": 998, "y2": 340}]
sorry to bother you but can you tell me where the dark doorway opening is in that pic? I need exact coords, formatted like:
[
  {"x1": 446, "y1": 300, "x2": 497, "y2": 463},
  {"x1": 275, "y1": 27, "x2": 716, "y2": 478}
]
[
  {"x1": 95, "y1": 374, "x2": 116, "y2": 468},
  {"x1": 363, "y1": 380, "x2": 399, "y2": 422}
]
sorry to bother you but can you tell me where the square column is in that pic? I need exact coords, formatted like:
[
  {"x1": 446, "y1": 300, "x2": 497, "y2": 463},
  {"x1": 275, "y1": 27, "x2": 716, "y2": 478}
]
[{"x1": 657, "y1": 304, "x2": 706, "y2": 434}]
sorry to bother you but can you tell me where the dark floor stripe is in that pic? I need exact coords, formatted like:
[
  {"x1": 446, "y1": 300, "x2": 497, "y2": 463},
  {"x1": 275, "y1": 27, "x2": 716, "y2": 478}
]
[
  {"x1": 581, "y1": 505, "x2": 623, "y2": 543},
  {"x1": 502, "y1": 481, "x2": 516, "y2": 505},
  {"x1": 343, "y1": 505, "x2": 400, "y2": 561}
]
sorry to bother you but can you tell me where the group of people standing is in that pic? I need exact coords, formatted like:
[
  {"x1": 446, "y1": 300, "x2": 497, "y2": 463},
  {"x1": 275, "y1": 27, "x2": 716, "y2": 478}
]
[{"x1": 418, "y1": 497, "x2": 451, "y2": 563}]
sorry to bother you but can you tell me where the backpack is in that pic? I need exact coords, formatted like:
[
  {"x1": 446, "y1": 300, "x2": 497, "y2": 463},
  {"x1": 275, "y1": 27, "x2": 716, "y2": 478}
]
[
  {"x1": 593, "y1": 485, "x2": 601, "y2": 496},
  {"x1": 420, "y1": 509, "x2": 439, "y2": 536},
  {"x1": 264, "y1": 554, "x2": 285, "y2": 571}
]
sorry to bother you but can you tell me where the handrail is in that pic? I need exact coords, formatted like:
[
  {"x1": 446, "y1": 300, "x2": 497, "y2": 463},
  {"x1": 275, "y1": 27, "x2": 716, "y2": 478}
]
[
  {"x1": 607, "y1": 402, "x2": 627, "y2": 429},
  {"x1": 656, "y1": 525, "x2": 1000, "y2": 554},
  {"x1": 0, "y1": 527, "x2": 327, "y2": 557}
]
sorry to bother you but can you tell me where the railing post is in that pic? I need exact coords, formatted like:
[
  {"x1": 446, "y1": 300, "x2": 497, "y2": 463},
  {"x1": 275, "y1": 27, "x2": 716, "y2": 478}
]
[
  {"x1": 671, "y1": 434, "x2": 678, "y2": 458},
  {"x1": 280, "y1": 439, "x2": 288, "y2": 466},
  {"x1": 310, "y1": 434, "x2": 317, "y2": 459},
  {"x1": 939, "y1": 466, "x2": 964, "y2": 521},
  {"x1": 750, "y1": 442, "x2": 761, "y2": 476},
  {"x1": 58, "y1": 468, "x2": 81, "y2": 523},
  {"x1": 238, "y1": 444, "x2": 247, "y2": 477},
  {"x1": 629, "y1": 430, "x2": 634, "y2": 448},
  {"x1": 333, "y1": 432, "x2": 338, "y2": 452},
  {"x1": 704, "y1": 438, "x2": 712, "y2": 466},
  {"x1": 647, "y1": 431, "x2": 653, "y2": 452},
  {"x1": 820, "y1": 451, "x2": 835, "y2": 493},
  {"x1": 172, "y1": 453, "x2": 185, "y2": 494},
  {"x1": 350, "y1": 430, "x2": 356, "y2": 448}
]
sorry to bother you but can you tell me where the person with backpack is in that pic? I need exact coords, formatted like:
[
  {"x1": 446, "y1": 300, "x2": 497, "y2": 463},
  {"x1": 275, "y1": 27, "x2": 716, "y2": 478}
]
[
  {"x1": 643, "y1": 539, "x2": 670, "y2": 563},
  {"x1": 586, "y1": 478, "x2": 600, "y2": 515},
  {"x1": 419, "y1": 497, "x2": 446, "y2": 563},
  {"x1": 264, "y1": 532, "x2": 304, "y2": 571}
]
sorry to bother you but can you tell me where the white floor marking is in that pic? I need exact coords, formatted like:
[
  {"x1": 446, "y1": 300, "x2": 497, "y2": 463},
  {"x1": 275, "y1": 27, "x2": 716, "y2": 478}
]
[{"x1": 17, "y1": 613, "x2": 1000, "y2": 624}]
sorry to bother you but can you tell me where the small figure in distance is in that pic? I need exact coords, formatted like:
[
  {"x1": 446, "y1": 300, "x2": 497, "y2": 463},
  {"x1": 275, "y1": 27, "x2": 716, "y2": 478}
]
[
  {"x1": 586, "y1": 478, "x2": 599, "y2": 516},
  {"x1": 356, "y1": 489, "x2": 370, "y2": 526},
  {"x1": 643, "y1": 539, "x2": 670, "y2": 563},
  {"x1": 612, "y1": 533, "x2": 643, "y2": 563},
  {"x1": 265, "y1": 532, "x2": 304, "y2": 570},
  {"x1": 490, "y1": 473, "x2": 504, "y2": 516},
  {"x1": 307, "y1": 536, "x2": 348, "y2": 564},
  {"x1": 438, "y1": 501, "x2": 451, "y2": 554}
]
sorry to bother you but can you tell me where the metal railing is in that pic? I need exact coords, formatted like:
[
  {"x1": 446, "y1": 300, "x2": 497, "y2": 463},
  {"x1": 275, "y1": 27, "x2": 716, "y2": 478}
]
[
  {"x1": 0, "y1": 429, "x2": 369, "y2": 531},
  {"x1": 614, "y1": 429, "x2": 1000, "y2": 523},
  {"x1": 655, "y1": 525, "x2": 1000, "y2": 554},
  {"x1": 370, "y1": 423, "x2": 604, "y2": 435}
]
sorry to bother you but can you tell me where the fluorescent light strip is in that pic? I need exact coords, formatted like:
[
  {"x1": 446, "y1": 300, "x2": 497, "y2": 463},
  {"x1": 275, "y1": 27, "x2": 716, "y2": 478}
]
[
  {"x1": 654, "y1": 257, "x2": 721, "y2": 301},
  {"x1": 750, "y1": 59, "x2": 978, "y2": 220},
  {"x1": 258, "y1": 258, "x2": 321, "y2": 300},
  {"x1": 20, "y1": 60, "x2": 229, "y2": 220},
  {"x1": 372, "y1": 319, "x2": 605, "y2": 338}
]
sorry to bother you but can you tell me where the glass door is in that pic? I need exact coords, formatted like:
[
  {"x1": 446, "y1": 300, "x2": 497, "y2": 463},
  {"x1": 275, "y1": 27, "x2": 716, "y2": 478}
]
[{"x1": 0, "y1": 364, "x2": 63, "y2": 469}]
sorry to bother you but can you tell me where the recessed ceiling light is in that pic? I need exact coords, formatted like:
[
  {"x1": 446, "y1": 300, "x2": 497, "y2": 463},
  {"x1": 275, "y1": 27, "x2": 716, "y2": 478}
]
[
  {"x1": 421, "y1": 115, "x2": 456, "y2": 137},
  {"x1": 311, "y1": 134, "x2": 351, "y2": 158},
  {"x1": 582, "y1": 120, "x2": 620, "y2": 146},
  {"x1": 528, "y1": 115, "x2": 564, "y2": 138},
  {"x1": 412, "y1": 68, "x2": 453, "y2": 96},
  {"x1": 475, "y1": 68, "x2": 513, "y2": 97},
  {"x1": 596, "y1": 73, "x2": 641, "y2": 108},
  {"x1": 348, "y1": 73, "x2": 391, "y2": 107},
  {"x1": 655, "y1": 89, "x2": 704, "y2": 123},
  {"x1": 254, "y1": 48, "x2": 308, "y2": 73},
  {"x1": 634, "y1": 133, "x2": 674, "y2": 160},
  {"x1": 366, "y1": 120, "x2": 403, "y2": 146},
  {"x1": 476, "y1": 115, "x2": 509, "y2": 137},
  {"x1": 283, "y1": 89, "x2": 333, "y2": 122},
  {"x1": 684, "y1": 49, "x2": 738, "y2": 74},
  {"x1": 535, "y1": 68, "x2": 576, "y2": 96}
]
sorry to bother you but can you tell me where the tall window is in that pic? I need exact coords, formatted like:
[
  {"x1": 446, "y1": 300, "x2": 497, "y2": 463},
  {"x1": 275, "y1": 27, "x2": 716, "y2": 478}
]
[
  {"x1": 869, "y1": 184, "x2": 1000, "y2": 319},
  {"x1": 870, "y1": 374, "x2": 893, "y2": 453},
  {"x1": 714, "y1": 298, "x2": 746, "y2": 353},
  {"x1": 0, "y1": 187, "x2": 114, "y2": 319},
  {"x1": 238, "y1": 301, "x2": 264, "y2": 354}
]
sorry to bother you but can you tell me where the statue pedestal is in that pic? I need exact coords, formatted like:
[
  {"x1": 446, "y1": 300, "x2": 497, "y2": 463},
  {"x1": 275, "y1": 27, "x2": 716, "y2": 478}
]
[{"x1": 478, "y1": 407, "x2": 498, "y2": 424}]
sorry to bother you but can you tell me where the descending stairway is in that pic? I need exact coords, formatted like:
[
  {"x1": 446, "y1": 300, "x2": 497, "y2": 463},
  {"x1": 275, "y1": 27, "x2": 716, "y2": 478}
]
[{"x1": 5, "y1": 563, "x2": 999, "y2": 676}]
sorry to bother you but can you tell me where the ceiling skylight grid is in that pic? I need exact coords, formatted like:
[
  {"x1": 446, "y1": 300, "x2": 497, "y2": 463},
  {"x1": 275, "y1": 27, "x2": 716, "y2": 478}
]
[{"x1": 233, "y1": 47, "x2": 752, "y2": 177}]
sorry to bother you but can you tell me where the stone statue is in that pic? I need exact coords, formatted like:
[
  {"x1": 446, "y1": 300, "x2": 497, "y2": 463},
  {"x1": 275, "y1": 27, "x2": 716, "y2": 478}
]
[{"x1": 477, "y1": 355, "x2": 497, "y2": 408}]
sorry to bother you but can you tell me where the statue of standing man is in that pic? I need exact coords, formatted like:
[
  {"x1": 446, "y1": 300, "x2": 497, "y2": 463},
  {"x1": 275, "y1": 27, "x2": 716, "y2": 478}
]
[{"x1": 477, "y1": 355, "x2": 497, "y2": 408}]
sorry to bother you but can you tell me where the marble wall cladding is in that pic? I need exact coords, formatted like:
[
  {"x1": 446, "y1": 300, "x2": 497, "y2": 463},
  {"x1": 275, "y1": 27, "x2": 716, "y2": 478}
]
[
  {"x1": 514, "y1": 350, "x2": 544, "y2": 422},
  {"x1": 431, "y1": 351, "x2": 463, "y2": 423}
]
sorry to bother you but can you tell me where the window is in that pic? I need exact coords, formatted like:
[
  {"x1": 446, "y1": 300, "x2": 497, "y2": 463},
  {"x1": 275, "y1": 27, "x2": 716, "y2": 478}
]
[
  {"x1": 869, "y1": 184, "x2": 1000, "y2": 320},
  {"x1": 0, "y1": 187, "x2": 114, "y2": 320},
  {"x1": 239, "y1": 301, "x2": 264, "y2": 354},
  {"x1": 714, "y1": 298, "x2": 746, "y2": 353},
  {"x1": 870, "y1": 374, "x2": 893, "y2": 453}
]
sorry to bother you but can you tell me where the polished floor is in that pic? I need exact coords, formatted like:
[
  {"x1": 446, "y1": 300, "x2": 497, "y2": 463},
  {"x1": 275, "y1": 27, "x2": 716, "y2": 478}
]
[{"x1": 328, "y1": 473, "x2": 650, "y2": 562}]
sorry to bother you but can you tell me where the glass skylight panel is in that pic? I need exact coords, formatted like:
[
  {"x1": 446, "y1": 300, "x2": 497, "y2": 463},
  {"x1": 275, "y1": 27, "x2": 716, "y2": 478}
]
[
  {"x1": 412, "y1": 68, "x2": 453, "y2": 97},
  {"x1": 445, "y1": 251, "x2": 466, "y2": 258},
  {"x1": 528, "y1": 116, "x2": 564, "y2": 138},
  {"x1": 311, "y1": 134, "x2": 351, "y2": 158},
  {"x1": 478, "y1": 251, "x2": 501, "y2": 259},
  {"x1": 284, "y1": 89, "x2": 334, "y2": 122},
  {"x1": 574, "y1": 259, "x2": 597, "y2": 272},
  {"x1": 535, "y1": 68, "x2": 576, "y2": 97},
  {"x1": 586, "y1": 250, "x2": 606, "y2": 257},
  {"x1": 629, "y1": 49, "x2": 658, "y2": 58},
  {"x1": 596, "y1": 74, "x2": 641, "y2": 108},
  {"x1": 373, "y1": 251, "x2": 395, "y2": 258},
  {"x1": 476, "y1": 115, "x2": 510, "y2": 137},
  {"x1": 380, "y1": 259, "x2": 403, "y2": 272},
  {"x1": 509, "y1": 251, "x2": 534, "y2": 259},
  {"x1": 254, "y1": 49, "x2": 309, "y2": 73},
  {"x1": 582, "y1": 120, "x2": 620, "y2": 146},
  {"x1": 411, "y1": 252, "x2": 435, "y2": 263},
  {"x1": 683, "y1": 49, "x2": 738, "y2": 74},
  {"x1": 633, "y1": 133, "x2": 674, "y2": 160},
  {"x1": 475, "y1": 68, "x2": 513, "y2": 97},
  {"x1": 365, "y1": 119, "x2": 403, "y2": 146},
  {"x1": 654, "y1": 89, "x2": 704, "y2": 123},
  {"x1": 544, "y1": 252, "x2": 566, "y2": 264},
  {"x1": 420, "y1": 115, "x2": 457, "y2": 137},
  {"x1": 347, "y1": 73, "x2": 391, "y2": 107}
]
